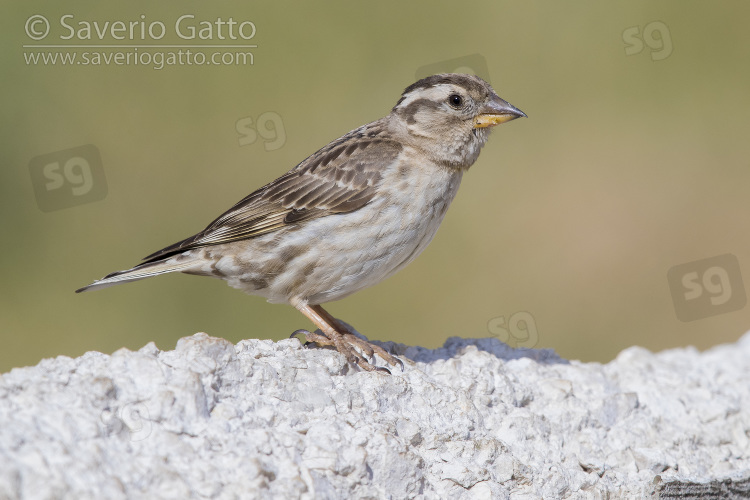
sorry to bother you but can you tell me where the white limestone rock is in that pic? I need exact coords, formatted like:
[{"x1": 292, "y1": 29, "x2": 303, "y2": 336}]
[{"x1": 1, "y1": 330, "x2": 749, "y2": 499}]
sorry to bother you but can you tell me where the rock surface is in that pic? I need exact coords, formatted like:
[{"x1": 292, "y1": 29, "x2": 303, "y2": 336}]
[{"x1": 1, "y1": 331, "x2": 749, "y2": 499}]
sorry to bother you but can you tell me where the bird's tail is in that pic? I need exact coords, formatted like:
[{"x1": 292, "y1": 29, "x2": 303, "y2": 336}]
[{"x1": 75, "y1": 258, "x2": 196, "y2": 293}]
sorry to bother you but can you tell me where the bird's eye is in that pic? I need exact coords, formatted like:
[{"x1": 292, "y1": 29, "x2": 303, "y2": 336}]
[{"x1": 448, "y1": 94, "x2": 464, "y2": 108}]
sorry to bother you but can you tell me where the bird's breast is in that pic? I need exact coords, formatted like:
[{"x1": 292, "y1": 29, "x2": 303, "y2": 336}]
[
  {"x1": 373, "y1": 156, "x2": 464, "y2": 276},
  {"x1": 216, "y1": 155, "x2": 464, "y2": 305}
]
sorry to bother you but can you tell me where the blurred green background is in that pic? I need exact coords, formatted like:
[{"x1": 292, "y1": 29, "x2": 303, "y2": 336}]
[{"x1": 3, "y1": 2, "x2": 750, "y2": 372}]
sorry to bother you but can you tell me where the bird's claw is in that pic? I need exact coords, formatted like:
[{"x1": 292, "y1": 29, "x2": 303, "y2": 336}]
[
  {"x1": 392, "y1": 355, "x2": 405, "y2": 372},
  {"x1": 290, "y1": 329, "x2": 312, "y2": 339}
]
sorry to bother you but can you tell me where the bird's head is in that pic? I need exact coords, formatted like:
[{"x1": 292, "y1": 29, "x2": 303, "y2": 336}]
[{"x1": 391, "y1": 73, "x2": 525, "y2": 169}]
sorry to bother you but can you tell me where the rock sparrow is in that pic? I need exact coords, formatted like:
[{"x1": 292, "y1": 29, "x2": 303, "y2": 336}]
[{"x1": 77, "y1": 73, "x2": 526, "y2": 373}]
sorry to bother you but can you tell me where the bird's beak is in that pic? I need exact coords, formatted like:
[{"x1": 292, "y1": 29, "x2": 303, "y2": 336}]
[{"x1": 473, "y1": 95, "x2": 527, "y2": 128}]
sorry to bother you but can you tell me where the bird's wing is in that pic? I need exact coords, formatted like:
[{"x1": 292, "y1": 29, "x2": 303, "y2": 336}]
[{"x1": 141, "y1": 123, "x2": 401, "y2": 263}]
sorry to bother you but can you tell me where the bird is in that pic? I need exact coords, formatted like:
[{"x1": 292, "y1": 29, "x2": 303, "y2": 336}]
[{"x1": 77, "y1": 73, "x2": 526, "y2": 373}]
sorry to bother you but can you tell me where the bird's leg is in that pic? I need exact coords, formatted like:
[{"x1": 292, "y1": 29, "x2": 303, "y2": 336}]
[
  {"x1": 310, "y1": 305, "x2": 403, "y2": 371},
  {"x1": 292, "y1": 302, "x2": 384, "y2": 373},
  {"x1": 290, "y1": 300, "x2": 393, "y2": 373}
]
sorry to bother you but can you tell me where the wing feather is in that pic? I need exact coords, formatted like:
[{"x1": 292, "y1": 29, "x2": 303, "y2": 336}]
[{"x1": 141, "y1": 120, "x2": 400, "y2": 263}]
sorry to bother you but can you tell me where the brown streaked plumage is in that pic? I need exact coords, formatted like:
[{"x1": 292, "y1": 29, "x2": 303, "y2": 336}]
[{"x1": 77, "y1": 73, "x2": 526, "y2": 373}]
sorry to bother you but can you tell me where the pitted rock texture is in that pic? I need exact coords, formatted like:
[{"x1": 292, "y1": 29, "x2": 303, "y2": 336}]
[{"x1": 1, "y1": 331, "x2": 749, "y2": 499}]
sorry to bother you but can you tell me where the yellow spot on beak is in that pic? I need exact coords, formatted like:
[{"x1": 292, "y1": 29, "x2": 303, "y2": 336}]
[{"x1": 473, "y1": 114, "x2": 520, "y2": 128}]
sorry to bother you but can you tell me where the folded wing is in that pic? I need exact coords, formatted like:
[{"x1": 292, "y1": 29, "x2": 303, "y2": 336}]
[{"x1": 142, "y1": 123, "x2": 402, "y2": 263}]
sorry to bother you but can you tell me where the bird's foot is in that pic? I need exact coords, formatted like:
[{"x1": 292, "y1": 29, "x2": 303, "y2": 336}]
[
  {"x1": 338, "y1": 331, "x2": 404, "y2": 373},
  {"x1": 290, "y1": 328, "x2": 403, "y2": 374}
]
